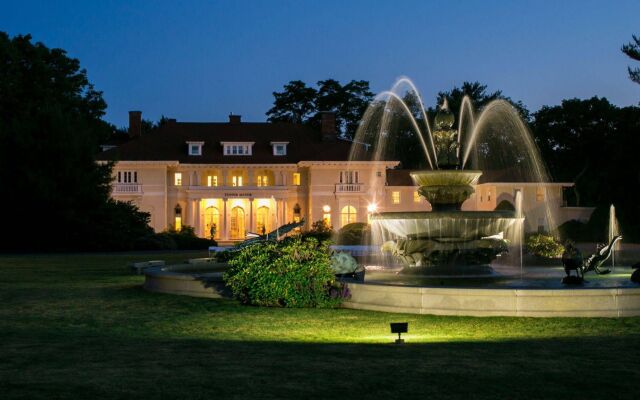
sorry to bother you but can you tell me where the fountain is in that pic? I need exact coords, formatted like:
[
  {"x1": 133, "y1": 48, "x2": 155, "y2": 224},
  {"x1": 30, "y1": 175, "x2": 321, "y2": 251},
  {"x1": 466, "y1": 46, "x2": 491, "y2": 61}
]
[{"x1": 373, "y1": 100, "x2": 522, "y2": 275}]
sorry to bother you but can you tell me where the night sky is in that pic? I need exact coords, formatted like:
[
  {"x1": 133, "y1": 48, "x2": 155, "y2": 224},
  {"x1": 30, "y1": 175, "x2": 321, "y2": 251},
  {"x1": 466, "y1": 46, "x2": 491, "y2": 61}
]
[{"x1": 2, "y1": 0, "x2": 639, "y2": 127}]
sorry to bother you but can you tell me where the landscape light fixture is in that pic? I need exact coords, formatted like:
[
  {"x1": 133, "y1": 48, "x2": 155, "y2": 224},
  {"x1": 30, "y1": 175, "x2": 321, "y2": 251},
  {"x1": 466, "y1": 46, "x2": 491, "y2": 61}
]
[{"x1": 390, "y1": 322, "x2": 408, "y2": 344}]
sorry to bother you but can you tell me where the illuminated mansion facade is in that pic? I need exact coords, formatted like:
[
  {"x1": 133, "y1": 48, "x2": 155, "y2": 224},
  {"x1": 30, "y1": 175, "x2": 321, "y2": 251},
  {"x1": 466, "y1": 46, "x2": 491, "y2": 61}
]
[{"x1": 97, "y1": 111, "x2": 593, "y2": 243}]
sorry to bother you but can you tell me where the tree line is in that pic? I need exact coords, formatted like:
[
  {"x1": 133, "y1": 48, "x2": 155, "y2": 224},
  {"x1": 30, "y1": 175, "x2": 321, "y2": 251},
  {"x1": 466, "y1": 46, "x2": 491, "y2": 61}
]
[{"x1": 1, "y1": 31, "x2": 639, "y2": 251}]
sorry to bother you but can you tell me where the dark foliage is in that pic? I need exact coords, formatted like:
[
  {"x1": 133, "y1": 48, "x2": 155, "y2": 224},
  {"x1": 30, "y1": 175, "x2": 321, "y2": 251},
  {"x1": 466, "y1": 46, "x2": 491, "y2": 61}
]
[
  {"x1": 266, "y1": 79, "x2": 374, "y2": 139},
  {"x1": 0, "y1": 32, "x2": 152, "y2": 251},
  {"x1": 622, "y1": 34, "x2": 640, "y2": 84}
]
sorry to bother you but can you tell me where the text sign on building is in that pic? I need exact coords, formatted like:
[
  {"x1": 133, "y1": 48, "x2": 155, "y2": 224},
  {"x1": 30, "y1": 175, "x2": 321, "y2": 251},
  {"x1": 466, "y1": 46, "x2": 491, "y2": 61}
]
[{"x1": 224, "y1": 193, "x2": 253, "y2": 198}]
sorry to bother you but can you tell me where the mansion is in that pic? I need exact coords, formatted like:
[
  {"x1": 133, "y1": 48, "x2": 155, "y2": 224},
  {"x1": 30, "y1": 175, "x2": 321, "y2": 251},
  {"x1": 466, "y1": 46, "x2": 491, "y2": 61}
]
[{"x1": 97, "y1": 111, "x2": 593, "y2": 243}]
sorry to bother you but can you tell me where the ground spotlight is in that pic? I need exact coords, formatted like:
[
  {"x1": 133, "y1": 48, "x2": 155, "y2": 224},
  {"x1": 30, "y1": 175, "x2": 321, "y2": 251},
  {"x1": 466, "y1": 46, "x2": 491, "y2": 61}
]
[{"x1": 390, "y1": 322, "x2": 408, "y2": 344}]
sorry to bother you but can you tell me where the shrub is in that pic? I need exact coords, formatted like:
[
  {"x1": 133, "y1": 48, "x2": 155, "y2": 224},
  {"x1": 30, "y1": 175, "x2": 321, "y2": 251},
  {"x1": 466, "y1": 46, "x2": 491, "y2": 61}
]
[
  {"x1": 301, "y1": 219, "x2": 334, "y2": 242},
  {"x1": 166, "y1": 225, "x2": 215, "y2": 250},
  {"x1": 526, "y1": 234, "x2": 564, "y2": 258},
  {"x1": 335, "y1": 222, "x2": 370, "y2": 245},
  {"x1": 223, "y1": 237, "x2": 345, "y2": 308}
]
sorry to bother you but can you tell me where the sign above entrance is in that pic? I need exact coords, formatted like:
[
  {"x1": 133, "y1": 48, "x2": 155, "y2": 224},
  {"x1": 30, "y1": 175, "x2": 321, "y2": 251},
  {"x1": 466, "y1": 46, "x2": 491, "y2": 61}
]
[{"x1": 224, "y1": 193, "x2": 252, "y2": 198}]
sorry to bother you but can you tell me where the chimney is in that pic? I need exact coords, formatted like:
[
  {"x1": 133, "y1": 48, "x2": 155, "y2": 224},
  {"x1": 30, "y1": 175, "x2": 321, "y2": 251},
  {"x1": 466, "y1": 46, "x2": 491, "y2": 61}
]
[
  {"x1": 320, "y1": 111, "x2": 337, "y2": 141},
  {"x1": 229, "y1": 114, "x2": 241, "y2": 124},
  {"x1": 128, "y1": 111, "x2": 142, "y2": 138}
]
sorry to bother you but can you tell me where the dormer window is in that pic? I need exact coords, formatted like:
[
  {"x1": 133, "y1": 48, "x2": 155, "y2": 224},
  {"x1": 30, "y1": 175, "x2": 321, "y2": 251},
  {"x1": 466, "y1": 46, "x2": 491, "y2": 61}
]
[
  {"x1": 271, "y1": 141, "x2": 289, "y2": 156},
  {"x1": 221, "y1": 141, "x2": 254, "y2": 156},
  {"x1": 187, "y1": 141, "x2": 204, "y2": 156}
]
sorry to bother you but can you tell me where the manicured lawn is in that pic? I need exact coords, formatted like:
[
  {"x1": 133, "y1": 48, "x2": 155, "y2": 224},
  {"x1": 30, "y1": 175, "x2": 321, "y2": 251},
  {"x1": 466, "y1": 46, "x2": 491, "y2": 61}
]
[{"x1": 0, "y1": 252, "x2": 639, "y2": 399}]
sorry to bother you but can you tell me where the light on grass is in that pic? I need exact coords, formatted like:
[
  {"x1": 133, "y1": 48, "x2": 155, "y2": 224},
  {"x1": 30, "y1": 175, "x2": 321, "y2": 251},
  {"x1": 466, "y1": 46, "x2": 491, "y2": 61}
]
[{"x1": 390, "y1": 322, "x2": 408, "y2": 344}]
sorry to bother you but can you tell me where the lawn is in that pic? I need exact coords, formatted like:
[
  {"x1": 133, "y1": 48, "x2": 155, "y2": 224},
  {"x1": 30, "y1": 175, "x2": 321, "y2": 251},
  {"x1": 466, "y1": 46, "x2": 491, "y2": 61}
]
[{"x1": 0, "y1": 252, "x2": 639, "y2": 399}]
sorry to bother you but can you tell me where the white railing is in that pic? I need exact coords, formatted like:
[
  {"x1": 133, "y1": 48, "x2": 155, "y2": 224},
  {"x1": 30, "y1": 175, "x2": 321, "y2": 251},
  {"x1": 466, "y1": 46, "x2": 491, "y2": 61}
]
[
  {"x1": 335, "y1": 183, "x2": 362, "y2": 193},
  {"x1": 113, "y1": 183, "x2": 142, "y2": 194}
]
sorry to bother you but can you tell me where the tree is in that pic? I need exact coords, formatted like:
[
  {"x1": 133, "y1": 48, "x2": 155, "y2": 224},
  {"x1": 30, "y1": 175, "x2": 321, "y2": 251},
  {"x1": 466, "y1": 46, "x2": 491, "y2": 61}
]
[
  {"x1": 266, "y1": 79, "x2": 374, "y2": 138},
  {"x1": 532, "y1": 97, "x2": 640, "y2": 240},
  {"x1": 0, "y1": 32, "x2": 151, "y2": 251},
  {"x1": 266, "y1": 80, "x2": 317, "y2": 124},
  {"x1": 622, "y1": 34, "x2": 640, "y2": 84}
]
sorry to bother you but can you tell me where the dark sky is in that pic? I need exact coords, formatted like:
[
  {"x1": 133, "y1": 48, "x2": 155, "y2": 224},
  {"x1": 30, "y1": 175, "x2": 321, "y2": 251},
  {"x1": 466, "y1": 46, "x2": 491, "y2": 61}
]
[{"x1": 2, "y1": 0, "x2": 639, "y2": 127}]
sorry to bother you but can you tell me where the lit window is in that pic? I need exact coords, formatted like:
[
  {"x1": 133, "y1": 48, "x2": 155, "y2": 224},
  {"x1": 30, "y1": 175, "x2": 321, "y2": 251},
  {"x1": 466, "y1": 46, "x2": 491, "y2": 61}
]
[
  {"x1": 292, "y1": 173, "x2": 301, "y2": 186},
  {"x1": 392, "y1": 191, "x2": 400, "y2": 204},
  {"x1": 174, "y1": 172, "x2": 182, "y2": 186},
  {"x1": 323, "y1": 213, "x2": 331, "y2": 226},
  {"x1": 232, "y1": 175, "x2": 243, "y2": 187},
  {"x1": 536, "y1": 187, "x2": 545, "y2": 202},
  {"x1": 174, "y1": 204, "x2": 182, "y2": 231},
  {"x1": 414, "y1": 191, "x2": 421, "y2": 203},
  {"x1": 257, "y1": 175, "x2": 268, "y2": 187},
  {"x1": 207, "y1": 175, "x2": 219, "y2": 187},
  {"x1": 340, "y1": 205, "x2": 357, "y2": 227}
]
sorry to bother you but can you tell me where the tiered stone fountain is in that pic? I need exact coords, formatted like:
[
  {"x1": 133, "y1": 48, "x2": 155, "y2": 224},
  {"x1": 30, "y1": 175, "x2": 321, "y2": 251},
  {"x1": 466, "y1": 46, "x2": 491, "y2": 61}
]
[{"x1": 373, "y1": 101, "x2": 521, "y2": 275}]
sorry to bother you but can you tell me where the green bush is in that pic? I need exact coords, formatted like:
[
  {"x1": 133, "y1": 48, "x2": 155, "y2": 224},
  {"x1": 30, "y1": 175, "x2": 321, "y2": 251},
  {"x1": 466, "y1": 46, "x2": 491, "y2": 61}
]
[
  {"x1": 525, "y1": 234, "x2": 564, "y2": 258},
  {"x1": 223, "y1": 237, "x2": 344, "y2": 308},
  {"x1": 133, "y1": 225, "x2": 215, "y2": 250},
  {"x1": 335, "y1": 223, "x2": 370, "y2": 245},
  {"x1": 301, "y1": 219, "x2": 334, "y2": 242}
]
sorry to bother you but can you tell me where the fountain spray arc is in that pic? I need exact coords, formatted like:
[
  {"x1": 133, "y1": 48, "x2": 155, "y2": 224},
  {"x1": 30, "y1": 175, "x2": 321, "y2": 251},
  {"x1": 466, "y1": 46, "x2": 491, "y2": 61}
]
[{"x1": 350, "y1": 77, "x2": 558, "y2": 275}]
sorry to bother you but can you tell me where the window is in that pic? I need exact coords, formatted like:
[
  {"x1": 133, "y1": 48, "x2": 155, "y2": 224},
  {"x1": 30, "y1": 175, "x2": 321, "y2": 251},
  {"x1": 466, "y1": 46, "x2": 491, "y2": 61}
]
[
  {"x1": 257, "y1": 175, "x2": 268, "y2": 187},
  {"x1": 207, "y1": 175, "x2": 218, "y2": 187},
  {"x1": 414, "y1": 191, "x2": 421, "y2": 203},
  {"x1": 221, "y1": 142, "x2": 254, "y2": 156},
  {"x1": 340, "y1": 171, "x2": 358, "y2": 184},
  {"x1": 340, "y1": 205, "x2": 357, "y2": 227},
  {"x1": 174, "y1": 204, "x2": 182, "y2": 231},
  {"x1": 292, "y1": 173, "x2": 301, "y2": 186},
  {"x1": 174, "y1": 172, "x2": 182, "y2": 186},
  {"x1": 392, "y1": 191, "x2": 400, "y2": 204},
  {"x1": 232, "y1": 175, "x2": 243, "y2": 187},
  {"x1": 487, "y1": 192, "x2": 491, "y2": 202},
  {"x1": 186, "y1": 141, "x2": 204, "y2": 156},
  {"x1": 377, "y1": 171, "x2": 382, "y2": 177},
  {"x1": 536, "y1": 187, "x2": 545, "y2": 202},
  {"x1": 117, "y1": 171, "x2": 137, "y2": 183},
  {"x1": 256, "y1": 206, "x2": 270, "y2": 234},
  {"x1": 271, "y1": 142, "x2": 289, "y2": 156}
]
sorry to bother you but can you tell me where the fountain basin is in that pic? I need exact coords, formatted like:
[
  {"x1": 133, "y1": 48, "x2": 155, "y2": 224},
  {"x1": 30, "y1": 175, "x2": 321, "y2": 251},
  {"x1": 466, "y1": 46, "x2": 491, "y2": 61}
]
[{"x1": 371, "y1": 211, "x2": 520, "y2": 239}]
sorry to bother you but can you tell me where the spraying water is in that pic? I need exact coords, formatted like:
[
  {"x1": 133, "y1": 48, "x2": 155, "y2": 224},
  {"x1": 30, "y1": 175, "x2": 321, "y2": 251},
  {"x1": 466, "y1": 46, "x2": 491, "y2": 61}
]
[{"x1": 608, "y1": 204, "x2": 620, "y2": 270}]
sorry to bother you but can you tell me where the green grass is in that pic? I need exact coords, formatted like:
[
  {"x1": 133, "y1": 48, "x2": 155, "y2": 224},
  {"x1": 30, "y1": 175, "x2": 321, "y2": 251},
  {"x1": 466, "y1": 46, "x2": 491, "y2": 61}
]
[{"x1": 0, "y1": 252, "x2": 639, "y2": 399}]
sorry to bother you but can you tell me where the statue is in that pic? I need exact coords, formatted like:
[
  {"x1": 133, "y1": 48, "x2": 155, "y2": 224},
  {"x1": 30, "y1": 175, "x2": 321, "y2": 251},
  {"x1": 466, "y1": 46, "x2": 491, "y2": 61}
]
[
  {"x1": 561, "y1": 235, "x2": 622, "y2": 284},
  {"x1": 432, "y1": 99, "x2": 459, "y2": 169}
]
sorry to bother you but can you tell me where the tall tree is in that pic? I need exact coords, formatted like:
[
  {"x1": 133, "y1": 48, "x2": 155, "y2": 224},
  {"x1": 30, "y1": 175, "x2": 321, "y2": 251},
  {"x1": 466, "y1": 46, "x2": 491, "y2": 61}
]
[
  {"x1": 266, "y1": 80, "x2": 317, "y2": 124},
  {"x1": 532, "y1": 97, "x2": 640, "y2": 239},
  {"x1": 622, "y1": 34, "x2": 640, "y2": 84},
  {"x1": 0, "y1": 32, "x2": 151, "y2": 251},
  {"x1": 266, "y1": 79, "x2": 373, "y2": 138}
]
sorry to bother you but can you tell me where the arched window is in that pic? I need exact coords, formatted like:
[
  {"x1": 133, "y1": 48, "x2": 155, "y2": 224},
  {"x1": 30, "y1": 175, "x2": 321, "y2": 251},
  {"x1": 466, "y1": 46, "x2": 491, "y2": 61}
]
[
  {"x1": 204, "y1": 206, "x2": 220, "y2": 239},
  {"x1": 230, "y1": 206, "x2": 245, "y2": 239},
  {"x1": 341, "y1": 205, "x2": 357, "y2": 227},
  {"x1": 256, "y1": 206, "x2": 270, "y2": 235},
  {"x1": 174, "y1": 204, "x2": 182, "y2": 231}
]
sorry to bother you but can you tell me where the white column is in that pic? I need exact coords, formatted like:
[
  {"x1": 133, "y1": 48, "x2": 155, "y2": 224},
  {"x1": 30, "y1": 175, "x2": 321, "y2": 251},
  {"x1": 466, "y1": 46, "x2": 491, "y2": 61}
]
[
  {"x1": 194, "y1": 199, "x2": 201, "y2": 237},
  {"x1": 223, "y1": 198, "x2": 229, "y2": 240},
  {"x1": 249, "y1": 198, "x2": 254, "y2": 233},
  {"x1": 248, "y1": 169, "x2": 254, "y2": 186},
  {"x1": 222, "y1": 169, "x2": 228, "y2": 187}
]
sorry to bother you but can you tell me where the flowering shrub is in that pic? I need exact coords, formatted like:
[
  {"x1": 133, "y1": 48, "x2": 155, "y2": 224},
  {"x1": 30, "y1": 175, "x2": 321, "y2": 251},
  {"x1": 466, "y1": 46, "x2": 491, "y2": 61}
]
[{"x1": 224, "y1": 237, "x2": 346, "y2": 308}]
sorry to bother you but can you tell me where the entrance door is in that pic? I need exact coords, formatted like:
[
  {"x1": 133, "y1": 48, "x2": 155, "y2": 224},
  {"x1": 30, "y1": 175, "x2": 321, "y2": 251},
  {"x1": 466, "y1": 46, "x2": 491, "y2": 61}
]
[
  {"x1": 230, "y1": 206, "x2": 245, "y2": 239},
  {"x1": 204, "y1": 206, "x2": 220, "y2": 239},
  {"x1": 256, "y1": 206, "x2": 270, "y2": 235}
]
